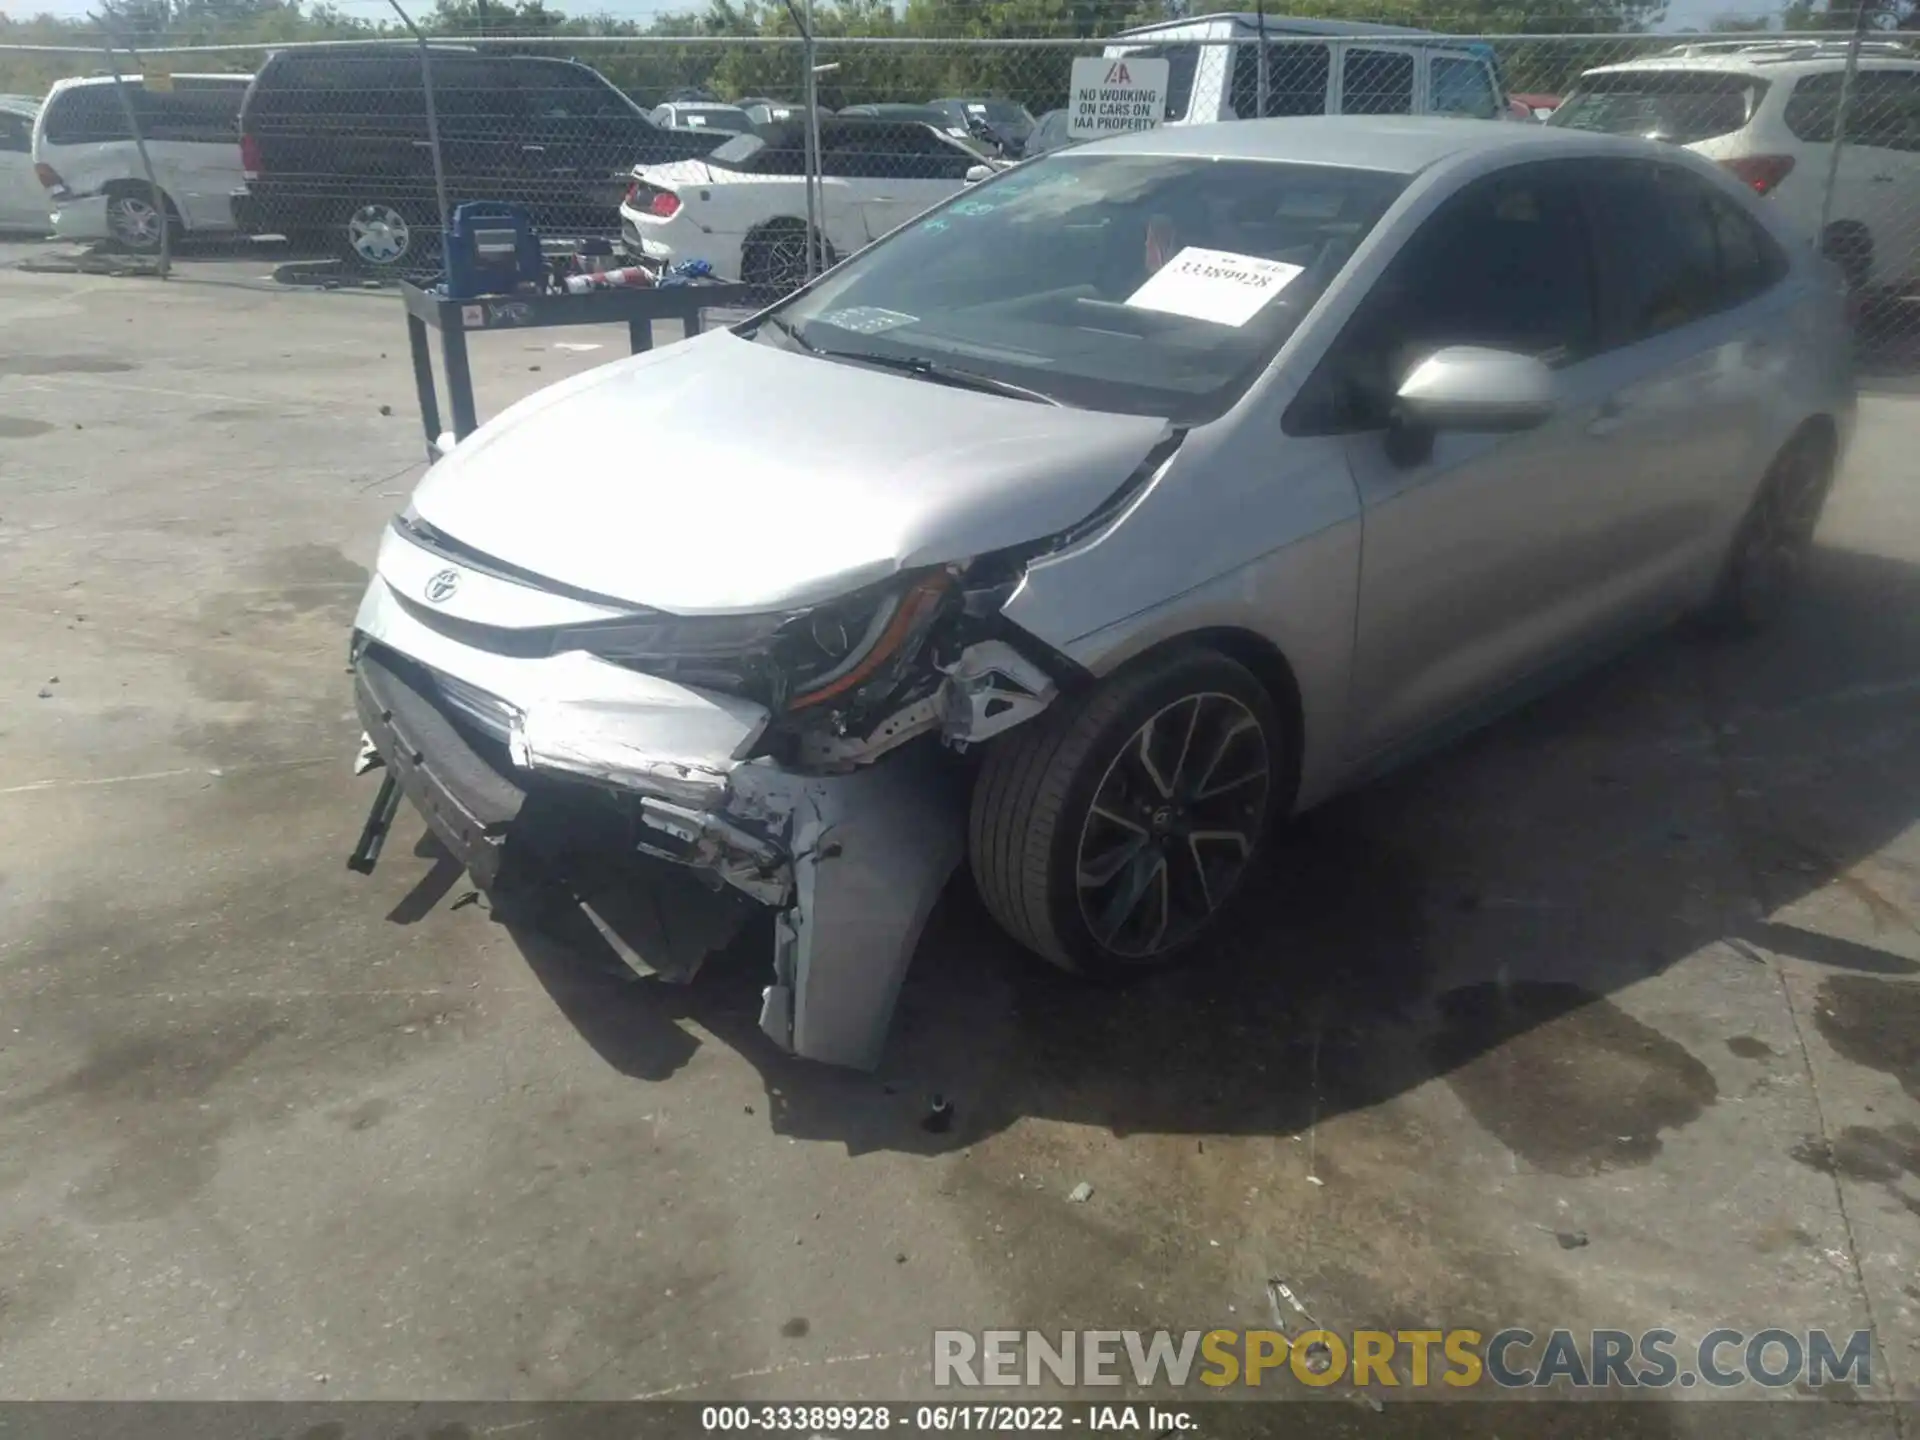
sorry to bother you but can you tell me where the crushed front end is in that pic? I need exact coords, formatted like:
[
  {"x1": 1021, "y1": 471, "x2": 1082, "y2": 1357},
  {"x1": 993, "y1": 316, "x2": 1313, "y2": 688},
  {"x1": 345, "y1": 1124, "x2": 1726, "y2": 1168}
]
[{"x1": 346, "y1": 512, "x2": 1067, "y2": 1070}]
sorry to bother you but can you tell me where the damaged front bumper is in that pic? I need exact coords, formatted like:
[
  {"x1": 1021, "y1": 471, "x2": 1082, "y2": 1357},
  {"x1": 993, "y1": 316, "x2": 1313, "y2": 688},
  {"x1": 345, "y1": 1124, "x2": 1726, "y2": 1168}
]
[{"x1": 349, "y1": 560, "x2": 1048, "y2": 1070}]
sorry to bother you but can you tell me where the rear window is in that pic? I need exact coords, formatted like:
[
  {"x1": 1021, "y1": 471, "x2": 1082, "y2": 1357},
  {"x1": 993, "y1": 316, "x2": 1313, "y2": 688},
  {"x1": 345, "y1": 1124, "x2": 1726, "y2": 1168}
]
[{"x1": 1549, "y1": 69, "x2": 1768, "y2": 144}]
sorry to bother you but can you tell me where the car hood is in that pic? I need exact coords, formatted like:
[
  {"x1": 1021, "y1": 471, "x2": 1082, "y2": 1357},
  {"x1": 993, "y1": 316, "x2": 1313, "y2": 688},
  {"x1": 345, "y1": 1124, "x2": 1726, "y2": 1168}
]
[{"x1": 408, "y1": 330, "x2": 1172, "y2": 614}]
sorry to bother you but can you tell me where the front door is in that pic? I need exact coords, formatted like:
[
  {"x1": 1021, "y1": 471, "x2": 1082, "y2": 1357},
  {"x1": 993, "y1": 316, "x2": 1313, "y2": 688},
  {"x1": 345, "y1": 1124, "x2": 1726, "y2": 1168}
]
[{"x1": 1303, "y1": 162, "x2": 1643, "y2": 759}]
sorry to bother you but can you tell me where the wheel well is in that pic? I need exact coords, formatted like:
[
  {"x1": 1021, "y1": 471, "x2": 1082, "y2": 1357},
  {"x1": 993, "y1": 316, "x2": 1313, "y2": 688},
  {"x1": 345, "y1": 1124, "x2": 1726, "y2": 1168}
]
[
  {"x1": 102, "y1": 179, "x2": 177, "y2": 215},
  {"x1": 1099, "y1": 628, "x2": 1306, "y2": 807}
]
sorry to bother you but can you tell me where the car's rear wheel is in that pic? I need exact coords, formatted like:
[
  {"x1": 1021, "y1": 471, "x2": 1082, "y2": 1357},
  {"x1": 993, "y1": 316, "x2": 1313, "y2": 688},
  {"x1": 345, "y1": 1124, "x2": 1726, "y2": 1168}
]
[
  {"x1": 103, "y1": 186, "x2": 177, "y2": 253},
  {"x1": 740, "y1": 218, "x2": 828, "y2": 299},
  {"x1": 1705, "y1": 427, "x2": 1836, "y2": 634},
  {"x1": 969, "y1": 648, "x2": 1284, "y2": 978}
]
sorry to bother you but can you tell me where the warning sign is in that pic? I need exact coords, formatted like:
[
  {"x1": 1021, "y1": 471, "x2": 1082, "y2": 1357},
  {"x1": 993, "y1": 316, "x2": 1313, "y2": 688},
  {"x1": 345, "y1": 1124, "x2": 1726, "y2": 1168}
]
[{"x1": 1067, "y1": 56, "x2": 1170, "y2": 140}]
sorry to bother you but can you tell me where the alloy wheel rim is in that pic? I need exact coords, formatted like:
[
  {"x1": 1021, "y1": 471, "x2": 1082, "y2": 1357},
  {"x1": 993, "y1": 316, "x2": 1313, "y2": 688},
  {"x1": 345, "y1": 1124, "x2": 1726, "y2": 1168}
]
[
  {"x1": 765, "y1": 234, "x2": 808, "y2": 291},
  {"x1": 1074, "y1": 692, "x2": 1271, "y2": 960},
  {"x1": 108, "y1": 195, "x2": 160, "y2": 247},
  {"x1": 348, "y1": 205, "x2": 411, "y2": 265}
]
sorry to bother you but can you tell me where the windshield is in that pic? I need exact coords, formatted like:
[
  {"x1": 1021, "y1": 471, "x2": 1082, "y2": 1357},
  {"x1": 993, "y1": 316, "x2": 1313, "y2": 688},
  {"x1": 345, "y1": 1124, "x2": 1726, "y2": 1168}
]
[
  {"x1": 708, "y1": 131, "x2": 767, "y2": 166},
  {"x1": 755, "y1": 154, "x2": 1406, "y2": 424},
  {"x1": 1549, "y1": 70, "x2": 1767, "y2": 144}
]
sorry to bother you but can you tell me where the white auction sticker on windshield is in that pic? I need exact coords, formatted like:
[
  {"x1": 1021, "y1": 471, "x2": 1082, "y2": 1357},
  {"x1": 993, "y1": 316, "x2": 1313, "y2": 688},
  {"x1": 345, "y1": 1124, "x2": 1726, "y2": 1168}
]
[
  {"x1": 816, "y1": 306, "x2": 918, "y2": 335},
  {"x1": 1125, "y1": 247, "x2": 1304, "y2": 327}
]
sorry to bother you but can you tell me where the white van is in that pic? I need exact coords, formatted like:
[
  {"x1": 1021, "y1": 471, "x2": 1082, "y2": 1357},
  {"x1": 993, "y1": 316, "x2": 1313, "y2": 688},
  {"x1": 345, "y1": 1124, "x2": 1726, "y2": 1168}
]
[
  {"x1": 1104, "y1": 13, "x2": 1508, "y2": 125},
  {"x1": 32, "y1": 73, "x2": 250, "y2": 251}
]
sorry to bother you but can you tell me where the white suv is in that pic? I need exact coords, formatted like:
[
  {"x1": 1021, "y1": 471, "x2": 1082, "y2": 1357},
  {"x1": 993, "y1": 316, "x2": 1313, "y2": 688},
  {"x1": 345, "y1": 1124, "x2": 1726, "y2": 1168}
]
[{"x1": 1552, "y1": 41, "x2": 1920, "y2": 295}]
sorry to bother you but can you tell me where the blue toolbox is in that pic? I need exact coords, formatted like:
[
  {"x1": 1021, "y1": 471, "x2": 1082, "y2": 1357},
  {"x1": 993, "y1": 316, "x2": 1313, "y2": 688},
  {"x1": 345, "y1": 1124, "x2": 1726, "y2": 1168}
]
[{"x1": 443, "y1": 202, "x2": 542, "y2": 298}]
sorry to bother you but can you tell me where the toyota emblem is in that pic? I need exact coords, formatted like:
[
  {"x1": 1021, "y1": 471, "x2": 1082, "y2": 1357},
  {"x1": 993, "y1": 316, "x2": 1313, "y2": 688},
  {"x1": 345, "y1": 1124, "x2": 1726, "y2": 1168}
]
[{"x1": 424, "y1": 568, "x2": 461, "y2": 604}]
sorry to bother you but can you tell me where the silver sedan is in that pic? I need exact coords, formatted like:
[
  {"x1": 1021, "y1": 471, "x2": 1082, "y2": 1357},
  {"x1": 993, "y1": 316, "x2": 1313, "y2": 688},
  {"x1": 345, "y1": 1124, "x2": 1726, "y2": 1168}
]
[{"x1": 348, "y1": 116, "x2": 1854, "y2": 1068}]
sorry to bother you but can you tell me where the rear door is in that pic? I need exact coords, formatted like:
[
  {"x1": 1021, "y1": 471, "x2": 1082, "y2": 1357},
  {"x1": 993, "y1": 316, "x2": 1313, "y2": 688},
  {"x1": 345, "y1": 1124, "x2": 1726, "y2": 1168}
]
[
  {"x1": 1579, "y1": 157, "x2": 1796, "y2": 575},
  {"x1": 0, "y1": 109, "x2": 44, "y2": 228}
]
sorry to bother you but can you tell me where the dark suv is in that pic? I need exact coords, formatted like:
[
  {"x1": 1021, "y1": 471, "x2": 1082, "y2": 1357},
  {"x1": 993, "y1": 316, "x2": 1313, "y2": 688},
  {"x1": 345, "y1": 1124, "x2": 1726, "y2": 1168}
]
[{"x1": 232, "y1": 44, "x2": 723, "y2": 270}]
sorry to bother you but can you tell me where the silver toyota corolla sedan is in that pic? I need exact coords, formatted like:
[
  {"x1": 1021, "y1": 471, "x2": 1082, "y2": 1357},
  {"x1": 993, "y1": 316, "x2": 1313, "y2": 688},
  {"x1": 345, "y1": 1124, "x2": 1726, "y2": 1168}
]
[{"x1": 348, "y1": 116, "x2": 1855, "y2": 1069}]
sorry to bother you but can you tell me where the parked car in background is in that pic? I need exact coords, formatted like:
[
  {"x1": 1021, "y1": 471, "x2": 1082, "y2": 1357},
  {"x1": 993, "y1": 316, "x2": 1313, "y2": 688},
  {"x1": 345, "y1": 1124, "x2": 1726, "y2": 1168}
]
[
  {"x1": 0, "y1": 97, "x2": 46, "y2": 232},
  {"x1": 351, "y1": 117, "x2": 1850, "y2": 1068},
  {"x1": 838, "y1": 102, "x2": 970, "y2": 138},
  {"x1": 1551, "y1": 40, "x2": 1920, "y2": 296},
  {"x1": 1510, "y1": 92, "x2": 1561, "y2": 121},
  {"x1": 649, "y1": 101, "x2": 754, "y2": 134},
  {"x1": 737, "y1": 97, "x2": 828, "y2": 128},
  {"x1": 930, "y1": 97, "x2": 1036, "y2": 154},
  {"x1": 621, "y1": 117, "x2": 988, "y2": 294},
  {"x1": 231, "y1": 45, "x2": 723, "y2": 270},
  {"x1": 30, "y1": 74, "x2": 249, "y2": 251},
  {"x1": 1019, "y1": 107, "x2": 1075, "y2": 158},
  {"x1": 1105, "y1": 13, "x2": 1507, "y2": 123}
]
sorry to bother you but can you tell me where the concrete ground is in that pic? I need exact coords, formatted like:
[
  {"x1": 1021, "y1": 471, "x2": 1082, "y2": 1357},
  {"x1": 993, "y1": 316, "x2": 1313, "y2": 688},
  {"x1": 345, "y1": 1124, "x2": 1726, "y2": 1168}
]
[{"x1": 1, "y1": 243, "x2": 1918, "y2": 1428}]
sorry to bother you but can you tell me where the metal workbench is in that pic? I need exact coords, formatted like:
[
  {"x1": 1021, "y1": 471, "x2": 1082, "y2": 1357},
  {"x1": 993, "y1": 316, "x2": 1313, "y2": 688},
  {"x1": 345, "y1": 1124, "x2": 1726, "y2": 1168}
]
[{"x1": 399, "y1": 279, "x2": 758, "y2": 457}]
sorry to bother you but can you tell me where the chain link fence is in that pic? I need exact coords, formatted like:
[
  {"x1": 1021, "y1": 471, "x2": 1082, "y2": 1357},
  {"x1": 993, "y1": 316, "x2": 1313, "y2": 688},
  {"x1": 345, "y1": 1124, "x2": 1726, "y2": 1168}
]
[{"x1": 3, "y1": 22, "x2": 1916, "y2": 346}]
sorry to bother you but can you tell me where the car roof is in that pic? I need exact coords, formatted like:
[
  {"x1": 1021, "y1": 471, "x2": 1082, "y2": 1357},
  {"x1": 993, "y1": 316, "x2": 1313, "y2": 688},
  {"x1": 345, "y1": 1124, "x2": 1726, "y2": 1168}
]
[
  {"x1": 1115, "y1": 12, "x2": 1463, "y2": 39},
  {"x1": 1077, "y1": 114, "x2": 1664, "y2": 172},
  {"x1": 48, "y1": 72, "x2": 250, "y2": 92},
  {"x1": 1581, "y1": 43, "x2": 1919, "y2": 79}
]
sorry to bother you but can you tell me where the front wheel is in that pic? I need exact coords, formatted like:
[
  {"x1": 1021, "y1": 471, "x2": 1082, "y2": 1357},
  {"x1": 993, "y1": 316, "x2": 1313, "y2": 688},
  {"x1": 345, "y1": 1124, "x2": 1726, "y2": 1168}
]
[{"x1": 969, "y1": 648, "x2": 1285, "y2": 978}]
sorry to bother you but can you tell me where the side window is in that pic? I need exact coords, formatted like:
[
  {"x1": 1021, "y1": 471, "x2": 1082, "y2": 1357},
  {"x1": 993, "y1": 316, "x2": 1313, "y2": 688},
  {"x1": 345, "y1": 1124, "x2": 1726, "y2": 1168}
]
[
  {"x1": 516, "y1": 61, "x2": 635, "y2": 122},
  {"x1": 1709, "y1": 190, "x2": 1788, "y2": 307},
  {"x1": 1787, "y1": 70, "x2": 1920, "y2": 150},
  {"x1": 44, "y1": 87, "x2": 131, "y2": 145},
  {"x1": 136, "y1": 84, "x2": 244, "y2": 143},
  {"x1": 1431, "y1": 55, "x2": 1499, "y2": 120},
  {"x1": 434, "y1": 57, "x2": 515, "y2": 125},
  {"x1": 0, "y1": 112, "x2": 29, "y2": 153},
  {"x1": 1125, "y1": 45, "x2": 1200, "y2": 121},
  {"x1": 1286, "y1": 165, "x2": 1596, "y2": 435},
  {"x1": 1231, "y1": 41, "x2": 1331, "y2": 119},
  {"x1": 1342, "y1": 48, "x2": 1414, "y2": 116},
  {"x1": 1584, "y1": 160, "x2": 1724, "y2": 344}
]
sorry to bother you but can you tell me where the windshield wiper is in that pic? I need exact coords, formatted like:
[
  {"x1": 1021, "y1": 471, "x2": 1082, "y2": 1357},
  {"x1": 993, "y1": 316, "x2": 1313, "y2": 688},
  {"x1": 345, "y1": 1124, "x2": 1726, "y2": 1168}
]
[
  {"x1": 817, "y1": 349, "x2": 1065, "y2": 407},
  {"x1": 753, "y1": 313, "x2": 819, "y2": 353}
]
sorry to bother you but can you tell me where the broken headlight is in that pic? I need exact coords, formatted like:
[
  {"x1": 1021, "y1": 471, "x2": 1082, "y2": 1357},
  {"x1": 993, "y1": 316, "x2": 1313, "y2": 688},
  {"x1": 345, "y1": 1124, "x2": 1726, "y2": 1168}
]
[{"x1": 548, "y1": 569, "x2": 953, "y2": 712}]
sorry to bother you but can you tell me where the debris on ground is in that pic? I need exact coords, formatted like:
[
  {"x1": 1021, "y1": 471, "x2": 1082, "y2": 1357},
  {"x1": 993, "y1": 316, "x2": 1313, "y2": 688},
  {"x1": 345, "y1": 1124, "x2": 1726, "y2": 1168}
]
[
  {"x1": 36, "y1": 687, "x2": 52, "y2": 699},
  {"x1": 378, "y1": 404, "x2": 393, "y2": 417},
  {"x1": 921, "y1": 1094, "x2": 953, "y2": 1134},
  {"x1": 1556, "y1": 1229, "x2": 1590, "y2": 1250},
  {"x1": 1067, "y1": 1181, "x2": 1093, "y2": 1204}
]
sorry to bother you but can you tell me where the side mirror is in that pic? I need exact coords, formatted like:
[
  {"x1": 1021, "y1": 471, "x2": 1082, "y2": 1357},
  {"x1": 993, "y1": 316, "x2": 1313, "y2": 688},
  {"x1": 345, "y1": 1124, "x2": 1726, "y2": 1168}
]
[
  {"x1": 964, "y1": 163, "x2": 995, "y2": 183},
  {"x1": 1394, "y1": 345, "x2": 1555, "y2": 433}
]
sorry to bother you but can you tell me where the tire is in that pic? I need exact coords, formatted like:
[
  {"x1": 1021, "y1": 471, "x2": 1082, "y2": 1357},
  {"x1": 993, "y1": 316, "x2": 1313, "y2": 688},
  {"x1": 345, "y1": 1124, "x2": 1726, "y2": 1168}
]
[
  {"x1": 339, "y1": 198, "x2": 437, "y2": 275},
  {"x1": 969, "y1": 647, "x2": 1286, "y2": 978},
  {"x1": 1703, "y1": 427, "x2": 1836, "y2": 635},
  {"x1": 102, "y1": 186, "x2": 178, "y2": 253},
  {"x1": 1822, "y1": 222, "x2": 1874, "y2": 293},
  {"x1": 740, "y1": 218, "x2": 828, "y2": 300}
]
